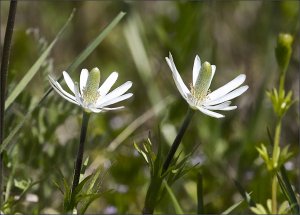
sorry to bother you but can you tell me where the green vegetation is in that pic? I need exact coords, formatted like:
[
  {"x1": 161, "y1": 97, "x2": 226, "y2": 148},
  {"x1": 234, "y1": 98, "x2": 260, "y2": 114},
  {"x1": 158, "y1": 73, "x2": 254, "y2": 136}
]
[{"x1": 1, "y1": 1, "x2": 299, "y2": 214}]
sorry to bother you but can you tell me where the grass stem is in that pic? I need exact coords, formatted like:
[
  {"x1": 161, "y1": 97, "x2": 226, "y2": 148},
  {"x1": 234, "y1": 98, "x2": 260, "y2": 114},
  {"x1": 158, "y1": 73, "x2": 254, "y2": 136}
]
[{"x1": 0, "y1": 0, "x2": 18, "y2": 205}]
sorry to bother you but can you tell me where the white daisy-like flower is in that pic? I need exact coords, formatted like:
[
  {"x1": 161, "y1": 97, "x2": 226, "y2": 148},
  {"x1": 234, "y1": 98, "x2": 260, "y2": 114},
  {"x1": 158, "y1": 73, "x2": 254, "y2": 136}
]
[
  {"x1": 166, "y1": 53, "x2": 248, "y2": 118},
  {"x1": 49, "y1": 67, "x2": 133, "y2": 113}
]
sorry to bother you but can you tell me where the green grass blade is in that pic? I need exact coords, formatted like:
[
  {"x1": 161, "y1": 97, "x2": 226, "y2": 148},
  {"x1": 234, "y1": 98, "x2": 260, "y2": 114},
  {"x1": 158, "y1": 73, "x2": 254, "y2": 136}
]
[
  {"x1": 1, "y1": 11, "x2": 126, "y2": 153},
  {"x1": 123, "y1": 13, "x2": 162, "y2": 105},
  {"x1": 67, "y1": 11, "x2": 125, "y2": 74},
  {"x1": 4, "y1": 9, "x2": 75, "y2": 111},
  {"x1": 233, "y1": 179, "x2": 256, "y2": 207},
  {"x1": 278, "y1": 167, "x2": 300, "y2": 214},
  {"x1": 221, "y1": 199, "x2": 244, "y2": 214},
  {"x1": 163, "y1": 180, "x2": 184, "y2": 214}
]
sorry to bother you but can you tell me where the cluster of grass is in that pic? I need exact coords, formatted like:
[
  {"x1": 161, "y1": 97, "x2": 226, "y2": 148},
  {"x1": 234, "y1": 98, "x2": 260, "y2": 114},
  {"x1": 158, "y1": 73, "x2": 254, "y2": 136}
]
[{"x1": 1, "y1": 1, "x2": 299, "y2": 214}]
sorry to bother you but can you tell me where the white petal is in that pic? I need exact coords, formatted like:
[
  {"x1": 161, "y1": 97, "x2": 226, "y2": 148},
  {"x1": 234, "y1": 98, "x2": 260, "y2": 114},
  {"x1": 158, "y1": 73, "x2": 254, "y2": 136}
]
[
  {"x1": 89, "y1": 106, "x2": 124, "y2": 113},
  {"x1": 207, "y1": 74, "x2": 246, "y2": 101},
  {"x1": 49, "y1": 76, "x2": 78, "y2": 105},
  {"x1": 192, "y1": 55, "x2": 201, "y2": 86},
  {"x1": 204, "y1": 101, "x2": 231, "y2": 110},
  {"x1": 102, "y1": 106, "x2": 125, "y2": 110},
  {"x1": 63, "y1": 71, "x2": 75, "y2": 94},
  {"x1": 211, "y1": 65, "x2": 216, "y2": 83},
  {"x1": 98, "y1": 93, "x2": 132, "y2": 108},
  {"x1": 205, "y1": 85, "x2": 248, "y2": 106},
  {"x1": 80, "y1": 69, "x2": 89, "y2": 94},
  {"x1": 74, "y1": 82, "x2": 83, "y2": 106},
  {"x1": 202, "y1": 64, "x2": 216, "y2": 91},
  {"x1": 49, "y1": 76, "x2": 77, "y2": 100},
  {"x1": 166, "y1": 53, "x2": 190, "y2": 98},
  {"x1": 96, "y1": 81, "x2": 132, "y2": 106},
  {"x1": 98, "y1": 71, "x2": 118, "y2": 96},
  {"x1": 198, "y1": 107, "x2": 224, "y2": 118},
  {"x1": 88, "y1": 107, "x2": 103, "y2": 113},
  {"x1": 219, "y1": 106, "x2": 237, "y2": 111}
]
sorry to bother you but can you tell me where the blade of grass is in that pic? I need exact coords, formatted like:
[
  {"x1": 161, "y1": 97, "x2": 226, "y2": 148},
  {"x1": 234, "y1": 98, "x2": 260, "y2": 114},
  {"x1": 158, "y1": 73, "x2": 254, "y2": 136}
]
[
  {"x1": 123, "y1": 13, "x2": 162, "y2": 105},
  {"x1": 221, "y1": 199, "x2": 244, "y2": 214},
  {"x1": 1, "y1": 11, "x2": 126, "y2": 153},
  {"x1": 4, "y1": 9, "x2": 75, "y2": 111},
  {"x1": 278, "y1": 167, "x2": 300, "y2": 214},
  {"x1": 67, "y1": 11, "x2": 125, "y2": 74},
  {"x1": 163, "y1": 179, "x2": 184, "y2": 214},
  {"x1": 267, "y1": 127, "x2": 299, "y2": 213},
  {"x1": 233, "y1": 179, "x2": 256, "y2": 207}
]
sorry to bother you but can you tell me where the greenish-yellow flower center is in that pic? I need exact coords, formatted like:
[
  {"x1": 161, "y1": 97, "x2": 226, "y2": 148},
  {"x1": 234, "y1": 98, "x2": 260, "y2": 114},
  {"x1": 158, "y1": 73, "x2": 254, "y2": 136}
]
[
  {"x1": 83, "y1": 67, "x2": 101, "y2": 104},
  {"x1": 190, "y1": 62, "x2": 212, "y2": 105}
]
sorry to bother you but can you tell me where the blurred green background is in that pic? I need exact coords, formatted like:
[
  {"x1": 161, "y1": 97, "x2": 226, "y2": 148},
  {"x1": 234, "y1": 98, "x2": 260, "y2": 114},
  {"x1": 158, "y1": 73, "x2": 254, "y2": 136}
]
[{"x1": 1, "y1": 1, "x2": 299, "y2": 214}]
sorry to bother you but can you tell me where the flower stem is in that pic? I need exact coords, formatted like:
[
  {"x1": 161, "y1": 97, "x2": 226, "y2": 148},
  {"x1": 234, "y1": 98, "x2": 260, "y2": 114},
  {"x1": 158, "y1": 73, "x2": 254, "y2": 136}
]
[
  {"x1": 0, "y1": 0, "x2": 18, "y2": 205},
  {"x1": 142, "y1": 107, "x2": 194, "y2": 215},
  {"x1": 71, "y1": 112, "x2": 90, "y2": 200},
  {"x1": 162, "y1": 107, "x2": 194, "y2": 173},
  {"x1": 271, "y1": 175, "x2": 277, "y2": 214},
  {"x1": 272, "y1": 120, "x2": 281, "y2": 170}
]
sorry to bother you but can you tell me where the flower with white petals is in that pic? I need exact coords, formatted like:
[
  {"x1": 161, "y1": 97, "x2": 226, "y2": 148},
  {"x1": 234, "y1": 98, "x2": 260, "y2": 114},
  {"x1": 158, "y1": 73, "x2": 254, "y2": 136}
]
[
  {"x1": 166, "y1": 53, "x2": 248, "y2": 118},
  {"x1": 49, "y1": 67, "x2": 133, "y2": 113}
]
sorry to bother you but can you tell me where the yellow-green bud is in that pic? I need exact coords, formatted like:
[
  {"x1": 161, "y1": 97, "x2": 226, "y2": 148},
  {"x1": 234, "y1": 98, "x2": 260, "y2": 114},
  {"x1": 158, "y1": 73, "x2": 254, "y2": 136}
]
[
  {"x1": 194, "y1": 61, "x2": 212, "y2": 99},
  {"x1": 275, "y1": 33, "x2": 293, "y2": 72},
  {"x1": 83, "y1": 67, "x2": 100, "y2": 104}
]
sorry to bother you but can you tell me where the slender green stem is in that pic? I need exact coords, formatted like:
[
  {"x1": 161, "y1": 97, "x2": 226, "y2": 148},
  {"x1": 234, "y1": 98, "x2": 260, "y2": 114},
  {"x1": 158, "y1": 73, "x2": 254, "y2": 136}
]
[
  {"x1": 162, "y1": 107, "x2": 194, "y2": 173},
  {"x1": 142, "y1": 177, "x2": 163, "y2": 215},
  {"x1": 0, "y1": 0, "x2": 18, "y2": 206},
  {"x1": 271, "y1": 175, "x2": 277, "y2": 214},
  {"x1": 272, "y1": 120, "x2": 281, "y2": 168},
  {"x1": 71, "y1": 112, "x2": 90, "y2": 199},
  {"x1": 271, "y1": 119, "x2": 281, "y2": 214}
]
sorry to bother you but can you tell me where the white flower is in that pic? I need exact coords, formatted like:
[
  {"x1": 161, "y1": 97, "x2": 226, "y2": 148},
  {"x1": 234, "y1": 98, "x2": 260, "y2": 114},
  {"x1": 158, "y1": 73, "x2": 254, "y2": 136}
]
[
  {"x1": 49, "y1": 67, "x2": 133, "y2": 113},
  {"x1": 166, "y1": 53, "x2": 248, "y2": 118}
]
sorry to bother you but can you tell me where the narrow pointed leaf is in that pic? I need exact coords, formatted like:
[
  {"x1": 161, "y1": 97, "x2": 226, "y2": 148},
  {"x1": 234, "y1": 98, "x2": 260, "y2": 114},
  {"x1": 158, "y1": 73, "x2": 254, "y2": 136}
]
[
  {"x1": 5, "y1": 9, "x2": 75, "y2": 110},
  {"x1": 163, "y1": 180, "x2": 184, "y2": 214}
]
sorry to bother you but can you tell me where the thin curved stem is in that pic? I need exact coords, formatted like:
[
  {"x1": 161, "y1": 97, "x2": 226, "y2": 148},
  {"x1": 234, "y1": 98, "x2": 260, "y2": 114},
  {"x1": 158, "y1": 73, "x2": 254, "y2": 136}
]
[
  {"x1": 71, "y1": 112, "x2": 90, "y2": 199},
  {"x1": 162, "y1": 107, "x2": 194, "y2": 173},
  {"x1": 0, "y1": 0, "x2": 18, "y2": 206}
]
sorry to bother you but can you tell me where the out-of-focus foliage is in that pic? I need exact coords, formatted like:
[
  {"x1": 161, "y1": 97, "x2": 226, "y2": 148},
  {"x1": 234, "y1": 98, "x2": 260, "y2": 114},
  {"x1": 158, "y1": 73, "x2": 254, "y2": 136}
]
[{"x1": 1, "y1": 1, "x2": 299, "y2": 214}]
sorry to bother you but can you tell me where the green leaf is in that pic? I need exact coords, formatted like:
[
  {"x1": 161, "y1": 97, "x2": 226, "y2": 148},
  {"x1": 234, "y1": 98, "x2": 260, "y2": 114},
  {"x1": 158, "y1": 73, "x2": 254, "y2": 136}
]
[
  {"x1": 74, "y1": 175, "x2": 93, "y2": 195},
  {"x1": 163, "y1": 180, "x2": 184, "y2": 214},
  {"x1": 250, "y1": 204, "x2": 268, "y2": 214},
  {"x1": 233, "y1": 180, "x2": 255, "y2": 207},
  {"x1": 277, "y1": 167, "x2": 300, "y2": 214},
  {"x1": 67, "y1": 11, "x2": 126, "y2": 74},
  {"x1": 79, "y1": 193, "x2": 104, "y2": 214},
  {"x1": 86, "y1": 166, "x2": 102, "y2": 194},
  {"x1": 4, "y1": 9, "x2": 75, "y2": 110},
  {"x1": 14, "y1": 178, "x2": 31, "y2": 190},
  {"x1": 1, "y1": 11, "x2": 126, "y2": 153}
]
